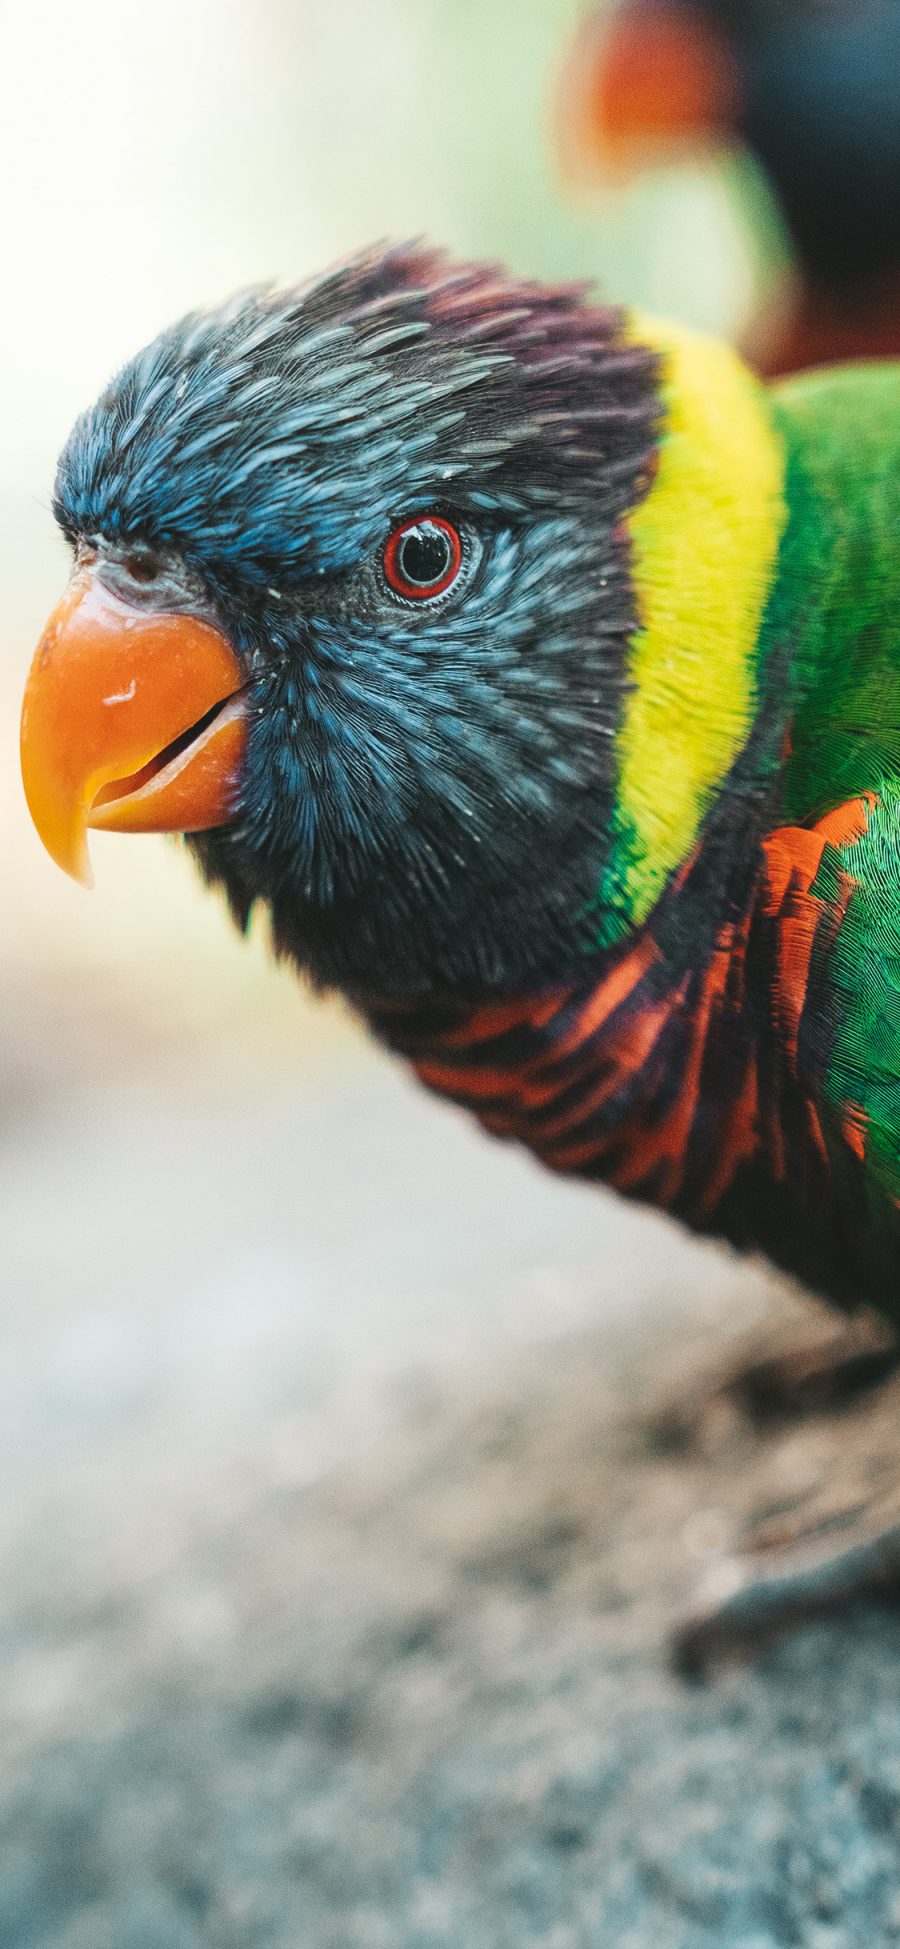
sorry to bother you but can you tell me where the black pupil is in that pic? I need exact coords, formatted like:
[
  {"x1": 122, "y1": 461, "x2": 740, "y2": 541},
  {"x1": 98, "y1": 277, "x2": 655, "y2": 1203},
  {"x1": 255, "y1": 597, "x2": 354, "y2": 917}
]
[
  {"x1": 397, "y1": 522, "x2": 452, "y2": 587},
  {"x1": 122, "y1": 552, "x2": 160, "y2": 585}
]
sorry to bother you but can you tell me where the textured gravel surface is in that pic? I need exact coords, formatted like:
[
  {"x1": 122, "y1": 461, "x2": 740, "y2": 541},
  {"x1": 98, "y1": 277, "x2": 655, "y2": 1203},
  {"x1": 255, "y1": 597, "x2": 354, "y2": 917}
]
[{"x1": 6, "y1": 992, "x2": 900, "y2": 1949}]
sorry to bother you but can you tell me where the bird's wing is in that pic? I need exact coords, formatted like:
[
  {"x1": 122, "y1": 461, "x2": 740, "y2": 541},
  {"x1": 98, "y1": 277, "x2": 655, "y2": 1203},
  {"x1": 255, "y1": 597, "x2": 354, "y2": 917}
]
[{"x1": 807, "y1": 781, "x2": 900, "y2": 1210}]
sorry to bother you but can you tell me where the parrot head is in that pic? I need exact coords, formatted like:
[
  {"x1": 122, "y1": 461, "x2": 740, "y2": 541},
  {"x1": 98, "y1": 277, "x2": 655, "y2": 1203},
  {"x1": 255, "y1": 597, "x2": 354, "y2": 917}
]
[{"x1": 21, "y1": 244, "x2": 784, "y2": 1000}]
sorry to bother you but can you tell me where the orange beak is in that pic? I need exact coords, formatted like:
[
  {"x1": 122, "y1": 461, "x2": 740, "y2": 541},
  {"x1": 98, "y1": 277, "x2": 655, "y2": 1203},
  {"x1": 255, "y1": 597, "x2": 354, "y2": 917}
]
[
  {"x1": 558, "y1": 1, "x2": 740, "y2": 183},
  {"x1": 20, "y1": 567, "x2": 249, "y2": 886}
]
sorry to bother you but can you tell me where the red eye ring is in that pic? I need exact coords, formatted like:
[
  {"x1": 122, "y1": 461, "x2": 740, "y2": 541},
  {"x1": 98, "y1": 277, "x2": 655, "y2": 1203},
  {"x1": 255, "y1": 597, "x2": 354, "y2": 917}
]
[{"x1": 383, "y1": 515, "x2": 463, "y2": 601}]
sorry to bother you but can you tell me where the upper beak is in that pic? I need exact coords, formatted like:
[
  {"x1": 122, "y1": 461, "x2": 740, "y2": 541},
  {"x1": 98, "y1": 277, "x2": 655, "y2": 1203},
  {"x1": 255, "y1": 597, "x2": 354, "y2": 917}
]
[
  {"x1": 20, "y1": 567, "x2": 249, "y2": 886},
  {"x1": 558, "y1": 1, "x2": 740, "y2": 183}
]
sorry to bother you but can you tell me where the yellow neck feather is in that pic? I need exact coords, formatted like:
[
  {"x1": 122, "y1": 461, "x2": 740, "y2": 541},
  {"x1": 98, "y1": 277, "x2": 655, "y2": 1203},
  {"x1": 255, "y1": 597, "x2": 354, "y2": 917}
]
[{"x1": 607, "y1": 315, "x2": 787, "y2": 931}]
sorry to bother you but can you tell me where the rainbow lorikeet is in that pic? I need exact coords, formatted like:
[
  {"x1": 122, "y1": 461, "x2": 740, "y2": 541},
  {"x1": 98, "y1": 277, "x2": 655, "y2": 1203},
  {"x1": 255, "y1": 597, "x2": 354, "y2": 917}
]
[
  {"x1": 19, "y1": 244, "x2": 900, "y2": 1660},
  {"x1": 560, "y1": 0, "x2": 900, "y2": 375}
]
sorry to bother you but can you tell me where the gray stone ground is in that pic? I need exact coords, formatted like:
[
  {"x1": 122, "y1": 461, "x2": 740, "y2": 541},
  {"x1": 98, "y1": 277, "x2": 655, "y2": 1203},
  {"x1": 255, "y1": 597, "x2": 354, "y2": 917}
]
[{"x1": 6, "y1": 964, "x2": 900, "y2": 1949}]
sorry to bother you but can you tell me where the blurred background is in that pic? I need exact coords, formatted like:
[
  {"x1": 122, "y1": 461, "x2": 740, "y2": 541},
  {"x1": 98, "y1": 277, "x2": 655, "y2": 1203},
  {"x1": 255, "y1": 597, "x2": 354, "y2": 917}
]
[{"x1": 8, "y1": 5, "x2": 898, "y2": 1946}]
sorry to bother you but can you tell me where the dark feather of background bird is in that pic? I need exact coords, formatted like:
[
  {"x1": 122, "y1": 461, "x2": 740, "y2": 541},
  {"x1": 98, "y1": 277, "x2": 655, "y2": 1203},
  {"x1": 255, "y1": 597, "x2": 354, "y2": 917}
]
[{"x1": 560, "y1": 0, "x2": 900, "y2": 375}]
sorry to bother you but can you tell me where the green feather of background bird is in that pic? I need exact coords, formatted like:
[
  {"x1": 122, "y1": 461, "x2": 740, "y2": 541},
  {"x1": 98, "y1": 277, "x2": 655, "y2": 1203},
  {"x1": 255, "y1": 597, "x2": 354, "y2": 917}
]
[{"x1": 19, "y1": 245, "x2": 900, "y2": 1322}]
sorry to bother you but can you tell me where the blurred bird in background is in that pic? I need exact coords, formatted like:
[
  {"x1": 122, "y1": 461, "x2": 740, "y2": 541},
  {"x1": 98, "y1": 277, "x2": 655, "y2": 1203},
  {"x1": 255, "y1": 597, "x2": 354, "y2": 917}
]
[
  {"x1": 19, "y1": 243, "x2": 900, "y2": 1664},
  {"x1": 559, "y1": 0, "x2": 900, "y2": 375}
]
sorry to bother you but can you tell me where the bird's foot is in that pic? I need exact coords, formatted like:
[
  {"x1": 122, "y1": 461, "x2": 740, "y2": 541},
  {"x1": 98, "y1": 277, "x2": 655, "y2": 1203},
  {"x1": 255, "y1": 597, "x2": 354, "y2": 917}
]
[
  {"x1": 674, "y1": 1480, "x2": 900, "y2": 1679},
  {"x1": 651, "y1": 1311, "x2": 898, "y2": 1454}
]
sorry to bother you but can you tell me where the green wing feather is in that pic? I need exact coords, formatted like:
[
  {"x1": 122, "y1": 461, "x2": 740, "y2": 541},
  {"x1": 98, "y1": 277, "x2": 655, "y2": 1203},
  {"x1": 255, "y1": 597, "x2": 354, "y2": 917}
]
[
  {"x1": 762, "y1": 371, "x2": 900, "y2": 1222},
  {"x1": 820, "y1": 786, "x2": 900, "y2": 1209}
]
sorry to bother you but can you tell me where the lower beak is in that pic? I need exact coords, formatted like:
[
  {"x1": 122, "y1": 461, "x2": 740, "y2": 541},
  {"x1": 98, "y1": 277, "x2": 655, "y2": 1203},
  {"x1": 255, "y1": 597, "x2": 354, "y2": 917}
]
[{"x1": 20, "y1": 567, "x2": 248, "y2": 886}]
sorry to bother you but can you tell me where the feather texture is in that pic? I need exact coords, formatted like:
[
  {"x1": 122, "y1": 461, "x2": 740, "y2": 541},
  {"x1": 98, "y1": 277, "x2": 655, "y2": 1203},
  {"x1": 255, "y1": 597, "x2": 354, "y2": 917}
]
[{"x1": 42, "y1": 244, "x2": 900, "y2": 1321}]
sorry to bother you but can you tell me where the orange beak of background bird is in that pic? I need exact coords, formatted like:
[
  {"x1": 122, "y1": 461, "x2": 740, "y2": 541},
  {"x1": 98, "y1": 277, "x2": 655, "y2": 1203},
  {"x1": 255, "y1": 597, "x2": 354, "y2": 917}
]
[
  {"x1": 20, "y1": 568, "x2": 248, "y2": 886},
  {"x1": 558, "y1": 0, "x2": 740, "y2": 183}
]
